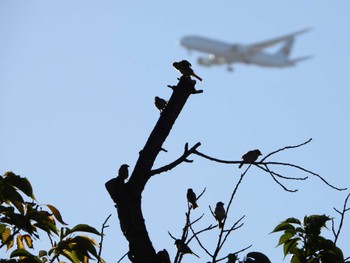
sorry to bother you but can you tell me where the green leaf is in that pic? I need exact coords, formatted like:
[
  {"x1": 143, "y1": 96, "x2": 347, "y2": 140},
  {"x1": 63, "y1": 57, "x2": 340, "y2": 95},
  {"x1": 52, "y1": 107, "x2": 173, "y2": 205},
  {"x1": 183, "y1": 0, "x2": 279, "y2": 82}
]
[
  {"x1": 283, "y1": 238, "x2": 300, "y2": 257},
  {"x1": 290, "y1": 254, "x2": 302, "y2": 263},
  {"x1": 46, "y1": 204, "x2": 67, "y2": 225},
  {"x1": 60, "y1": 249, "x2": 81, "y2": 263},
  {"x1": 71, "y1": 235, "x2": 99, "y2": 258},
  {"x1": 22, "y1": 234, "x2": 33, "y2": 249},
  {"x1": 4, "y1": 172, "x2": 35, "y2": 200},
  {"x1": 285, "y1": 217, "x2": 301, "y2": 225},
  {"x1": 16, "y1": 234, "x2": 24, "y2": 249},
  {"x1": 65, "y1": 224, "x2": 100, "y2": 236},
  {"x1": 277, "y1": 231, "x2": 296, "y2": 246},
  {"x1": 271, "y1": 222, "x2": 295, "y2": 233},
  {"x1": 10, "y1": 248, "x2": 34, "y2": 257}
]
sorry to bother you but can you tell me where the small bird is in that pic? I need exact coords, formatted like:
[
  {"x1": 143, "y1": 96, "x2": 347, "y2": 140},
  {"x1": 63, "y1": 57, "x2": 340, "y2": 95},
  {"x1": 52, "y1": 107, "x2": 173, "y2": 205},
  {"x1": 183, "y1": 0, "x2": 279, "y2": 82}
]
[
  {"x1": 118, "y1": 164, "x2": 129, "y2": 181},
  {"x1": 156, "y1": 249, "x2": 171, "y2": 263},
  {"x1": 214, "y1": 201, "x2": 226, "y2": 228},
  {"x1": 174, "y1": 239, "x2": 200, "y2": 258},
  {"x1": 154, "y1": 96, "x2": 167, "y2": 113},
  {"x1": 186, "y1": 188, "x2": 198, "y2": 209},
  {"x1": 239, "y1": 149, "x2": 262, "y2": 169},
  {"x1": 173, "y1": 60, "x2": 202, "y2": 81},
  {"x1": 227, "y1": 253, "x2": 237, "y2": 263}
]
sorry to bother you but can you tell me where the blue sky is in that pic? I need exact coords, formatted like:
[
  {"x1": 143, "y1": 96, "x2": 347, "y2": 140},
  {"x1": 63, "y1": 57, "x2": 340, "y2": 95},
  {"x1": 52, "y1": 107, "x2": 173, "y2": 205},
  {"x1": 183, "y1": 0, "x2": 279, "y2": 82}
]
[{"x1": 1, "y1": 1, "x2": 350, "y2": 262}]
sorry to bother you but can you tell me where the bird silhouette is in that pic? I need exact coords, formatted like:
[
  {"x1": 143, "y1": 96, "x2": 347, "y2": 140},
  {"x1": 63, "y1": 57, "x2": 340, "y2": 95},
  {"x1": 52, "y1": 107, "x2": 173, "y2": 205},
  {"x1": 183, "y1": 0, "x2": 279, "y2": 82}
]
[
  {"x1": 118, "y1": 164, "x2": 129, "y2": 181},
  {"x1": 239, "y1": 149, "x2": 262, "y2": 169},
  {"x1": 174, "y1": 239, "x2": 200, "y2": 258},
  {"x1": 154, "y1": 96, "x2": 167, "y2": 113},
  {"x1": 186, "y1": 188, "x2": 198, "y2": 209},
  {"x1": 214, "y1": 201, "x2": 226, "y2": 228},
  {"x1": 173, "y1": 60, "x2": 202, "y2": 81}
]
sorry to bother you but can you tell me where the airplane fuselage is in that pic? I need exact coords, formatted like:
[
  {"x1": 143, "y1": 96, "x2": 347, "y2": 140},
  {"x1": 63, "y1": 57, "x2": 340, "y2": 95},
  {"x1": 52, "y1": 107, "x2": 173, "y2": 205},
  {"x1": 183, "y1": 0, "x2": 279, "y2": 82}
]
[{"x1": 179, "y1": 34, "x2": 308, "y2": 68}]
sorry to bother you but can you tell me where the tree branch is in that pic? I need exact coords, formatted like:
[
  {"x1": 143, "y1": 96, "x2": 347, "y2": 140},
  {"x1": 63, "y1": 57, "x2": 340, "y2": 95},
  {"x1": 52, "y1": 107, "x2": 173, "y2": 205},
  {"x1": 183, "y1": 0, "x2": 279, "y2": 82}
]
[
  {"x1": 150, "y1": 142, "x2": 201, "y2": 176},
  {"x1": 106, "y1": 74, "x2": 201, "y2": 263}
]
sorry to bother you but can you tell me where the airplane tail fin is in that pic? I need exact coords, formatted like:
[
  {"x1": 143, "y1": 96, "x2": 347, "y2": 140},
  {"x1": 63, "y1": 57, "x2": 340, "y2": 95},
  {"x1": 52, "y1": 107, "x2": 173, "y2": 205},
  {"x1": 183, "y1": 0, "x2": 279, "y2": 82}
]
[
  {"x1": 290, "y1": 55, "x2": 313, "y2": 64},
  {"x1": 276, "y1": 37, "x2": 294, "y2": 58}
]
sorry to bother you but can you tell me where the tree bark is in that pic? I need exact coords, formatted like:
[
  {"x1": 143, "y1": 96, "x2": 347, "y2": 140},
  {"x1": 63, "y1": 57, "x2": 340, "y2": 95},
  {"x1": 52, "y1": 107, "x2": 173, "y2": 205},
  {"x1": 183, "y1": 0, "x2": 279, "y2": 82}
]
[{"x1": 106, "y1": 76, "x2": 199, "y2": 263}]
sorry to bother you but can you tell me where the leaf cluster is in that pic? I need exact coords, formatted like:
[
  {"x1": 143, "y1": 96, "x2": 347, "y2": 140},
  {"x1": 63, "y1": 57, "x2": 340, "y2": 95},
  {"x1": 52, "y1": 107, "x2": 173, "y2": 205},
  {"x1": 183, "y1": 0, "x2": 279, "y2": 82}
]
[
  {"x1": 272, "y1": 215, "x2": 346, "y2": 263},
  {"x1": 0, "y1": 172, "x2": 104, "y2": 263}
]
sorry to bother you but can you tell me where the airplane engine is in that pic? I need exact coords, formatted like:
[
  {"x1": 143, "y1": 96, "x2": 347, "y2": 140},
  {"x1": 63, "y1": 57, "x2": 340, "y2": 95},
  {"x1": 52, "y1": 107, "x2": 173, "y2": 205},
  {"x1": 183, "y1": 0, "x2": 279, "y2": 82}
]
[{"x1": 197, "y1": 57, "x2": 213, "y2": 67}]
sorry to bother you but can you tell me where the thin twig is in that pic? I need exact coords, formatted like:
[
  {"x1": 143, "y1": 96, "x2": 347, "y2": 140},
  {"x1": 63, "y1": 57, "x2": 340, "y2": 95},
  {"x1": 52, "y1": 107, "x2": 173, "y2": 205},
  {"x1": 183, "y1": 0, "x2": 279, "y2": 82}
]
[
  {"x1": 98, "y1": 214, "x2": 112, "y2": 263},
  {"x1": 150, "y1": 142, "x2": 201, "y2": 176},
  {"x1": 332, "y1": 193, "x2": 350, "y2": 244},
  {"x1": 116, "y1": 252, "x2": 128, "y2": 263},
  {"x1": 261, "y1": 138, "x2": 312, "y2": 162}
]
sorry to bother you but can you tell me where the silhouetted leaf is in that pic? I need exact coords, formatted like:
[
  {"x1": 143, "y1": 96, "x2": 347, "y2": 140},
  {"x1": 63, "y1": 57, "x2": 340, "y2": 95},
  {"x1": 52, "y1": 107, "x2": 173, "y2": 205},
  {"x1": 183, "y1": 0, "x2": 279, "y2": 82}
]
[
  {"x1": 16, "y1": 234, "x2": 24, "y2": 249},
  {"x1": 271, "y1": 222, "x2": 295, "y2": 233},
  {"x1": 38, "y1": 250, "x2": 47, "y2": 257},
  {"x1": 4, "y1": 172, "x2": 35, "y2": 200},
  {"x1": 246, "y1": 252, "x2": 271, "y2": 263},
  {"x1": 22, "y1": 234, "x2": 33, "y2": 248},
  {"x1": 65, "y1": 224, "x2": 100, "y2": 236},
  {"x1": 290, "y1": 254, "x2": 302, "y2": 263},
  {"x1": 46, "y1": 204, "x2": 67, "y2": 225},
  {"x1": 285, "y1": 217, "x2": 301, "y2": 225},
  {"x1": 71, "y1": 235, "x2": 99, "y2": 258},
  {"x1": 277, "y1": 231, "x2": 295, "y2": 246},
  {"x1": 60, "y1": 249, "x2": 81, "y2": 263},
  {"x1": 283, "y1": 238, "x2": 300, "y2": 257},
  {"x1": 10, "y1": 248, "x2": 33, "y2": 257}
]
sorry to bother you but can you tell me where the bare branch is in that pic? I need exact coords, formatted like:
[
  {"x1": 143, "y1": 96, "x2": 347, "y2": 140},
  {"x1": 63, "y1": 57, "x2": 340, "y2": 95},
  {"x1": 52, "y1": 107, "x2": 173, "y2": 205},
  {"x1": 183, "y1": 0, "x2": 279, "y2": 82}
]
[
  {"x1": 150, "y1": 142, "x2": 201, "y2": 176},
  {"x1": 197, "y1": 187, "x2": 206, "y2": 200},
  {"x1": 216, "y1": 245, "x2": 252, "y2": 262},
  {"x1": 188, "y1": 224, "x2": 215, "y2": 258},
  {"x1": 219, "y1": 216, "x2": 245, "y2": 251},
  {"x1": 194, "y1": 145, "x2": 346, "y2": 192},
  {"x1": 260, "y1": 138, "x2": 313, "y2": 162},
  {"x1": 258, "y1": 164, "x2": 298, "y2": 192},
  {"x1": 97, "y1": 214, "x2": 112, "y2": 263},
  {"x1": 332, "y1": 193, "x2": 350, "y2": 244},
  {"x1": 117, "y1": 252, "x2": 128, "y2": 263}
]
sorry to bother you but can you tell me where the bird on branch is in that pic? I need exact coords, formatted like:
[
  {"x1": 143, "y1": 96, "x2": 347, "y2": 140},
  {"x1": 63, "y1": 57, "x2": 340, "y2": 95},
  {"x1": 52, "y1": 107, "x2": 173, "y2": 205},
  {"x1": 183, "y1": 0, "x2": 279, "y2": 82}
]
[
  {"x1": 173, "y1": 60, "x2": 202, "y2": 81},
  {"x1": 174, "y1": 239, "x2": 200, "y2": 258},
  {"x1": 239, "y1": 149, "x2": 262, "y2": 169},
  {"x1": 118, "y1": 164, "x2": 129, "y2": 181},
  {"x1": 154, "y1": 96, "x2": 167, "y2": 113},
  {"x1": 186, "y1": 188, "x2": 198, "y2": 209},
  {"x1": 214, "y1": 201, "x2": 226, "y2": 228}
]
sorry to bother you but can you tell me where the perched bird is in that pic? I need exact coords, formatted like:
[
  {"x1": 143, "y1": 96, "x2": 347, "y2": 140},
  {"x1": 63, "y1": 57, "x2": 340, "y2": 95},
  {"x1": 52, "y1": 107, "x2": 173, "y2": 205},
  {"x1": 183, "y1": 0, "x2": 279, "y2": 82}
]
[
  {"x1": 156, "y1": 249, "x2": 171, "y2": 263},
  {"x1": 174, "y1": 239, "x2": 200, "y2": 258},
  {"x1": 154, "y1": 96, "x2": 167, "y2": 113},
  {"x1": 186, "y1": 188, "x2": 198, "y2": 209},
  {"x1": 173, "y1": 60, "x2": 202, "y2": 81},
  {"x1": 214, "y1": 201, "x2": 226, "y2": 228},
  {"x1": 238, "y1": 149, "x2": 262, "y2": 169},
  {"x1": 227, "y1": 253, "x2": 237, "y2": 263},
  {"x1": 118, "y1": 164, "x2": 129, "y2": 181}
]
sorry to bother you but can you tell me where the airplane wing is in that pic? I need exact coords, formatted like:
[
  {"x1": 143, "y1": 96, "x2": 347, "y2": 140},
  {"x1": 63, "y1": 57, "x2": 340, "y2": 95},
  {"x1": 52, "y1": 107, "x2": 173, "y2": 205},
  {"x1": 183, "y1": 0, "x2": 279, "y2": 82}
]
[{"x1": 247, "y1": 28, "x2": 312, "y2": 53}]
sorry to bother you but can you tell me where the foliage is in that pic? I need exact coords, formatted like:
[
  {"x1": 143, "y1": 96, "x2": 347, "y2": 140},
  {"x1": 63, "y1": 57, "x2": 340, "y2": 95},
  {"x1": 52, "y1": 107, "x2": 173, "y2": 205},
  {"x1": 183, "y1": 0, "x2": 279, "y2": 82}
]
[
  {"x1": 272, "y1": 215, "x2": 346, "y2": 263},
  {"x1": 0, "y1": 171, "x2": 104, "y2": 263}
]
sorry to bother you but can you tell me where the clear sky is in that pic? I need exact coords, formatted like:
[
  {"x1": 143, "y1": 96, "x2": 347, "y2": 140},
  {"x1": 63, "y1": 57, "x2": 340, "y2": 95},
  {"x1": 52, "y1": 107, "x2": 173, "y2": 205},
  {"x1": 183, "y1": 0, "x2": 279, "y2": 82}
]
[{"x1": 1, "y1": 1, "x2": 350, "y2": 262}]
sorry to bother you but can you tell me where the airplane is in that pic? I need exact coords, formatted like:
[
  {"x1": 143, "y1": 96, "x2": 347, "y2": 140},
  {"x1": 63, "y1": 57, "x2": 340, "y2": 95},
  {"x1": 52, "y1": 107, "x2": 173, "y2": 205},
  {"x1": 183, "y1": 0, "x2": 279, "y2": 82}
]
[{"x1": 179, "y1": 28, "x2": 312, "y2": 71}]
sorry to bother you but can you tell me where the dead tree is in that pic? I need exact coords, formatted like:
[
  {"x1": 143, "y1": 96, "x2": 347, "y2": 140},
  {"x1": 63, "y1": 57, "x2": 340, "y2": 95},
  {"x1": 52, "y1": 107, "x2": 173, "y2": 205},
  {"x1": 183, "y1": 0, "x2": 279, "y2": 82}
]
[
  {"x1": 105, "y1": 62, "x2": 345, "y2": 263},
  {"x1": 105, "y1": 72, "x2": 202, "y2": 263}
]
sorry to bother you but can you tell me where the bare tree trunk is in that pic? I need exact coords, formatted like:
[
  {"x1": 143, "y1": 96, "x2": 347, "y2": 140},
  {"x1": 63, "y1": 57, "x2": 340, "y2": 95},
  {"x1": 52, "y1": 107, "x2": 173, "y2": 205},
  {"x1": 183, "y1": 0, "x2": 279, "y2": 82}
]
[{"x1": 106, "y1": 76, "x2": 199, "y2": 263}]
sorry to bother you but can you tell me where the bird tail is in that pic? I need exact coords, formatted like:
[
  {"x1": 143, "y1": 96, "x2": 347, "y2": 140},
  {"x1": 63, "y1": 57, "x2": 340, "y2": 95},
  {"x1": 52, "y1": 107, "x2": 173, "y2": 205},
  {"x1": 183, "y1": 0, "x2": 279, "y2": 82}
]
[
  {"x1": 219, "y1": 221, "x2": 224, "y2": 229},
  {"x1": 193, "y1": 74, "x2": 202, "y2": 81},
  {"x1": 193, "y1": 202, "x2": 199, "y2": 209}
]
